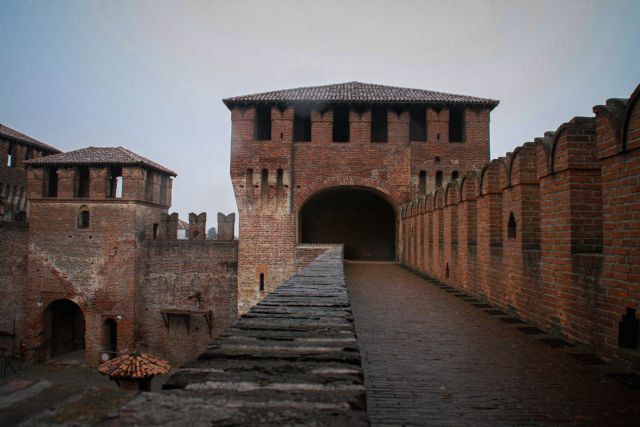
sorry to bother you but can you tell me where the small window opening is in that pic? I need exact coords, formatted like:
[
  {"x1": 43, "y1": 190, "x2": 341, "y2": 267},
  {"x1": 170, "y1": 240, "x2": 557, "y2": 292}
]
[
  {"x1": 75, "y1": 167, "x2": 90, "y2": 198},
  {"x1": 153, "y1": 223, "x2": 159, "y2": 239},
  {"x1": 435, "y1": 171, "x2": 443, "y2": 188},
  {"x1": 619, "y1": 308, "x2": 639, "y2": 349},
  {"x1": 409, "y1": 106, "x2": 427, "y2": 141},
  {"x1": 370, "y1": 105, "x2": 388, "y2": 142},
  {"x1": 332, "y1": 105, "x2": 350, "y2": 142},
  {"x1": 159, "y1": 175, "x2": 168, "y2": 205},
  {"x1": 419, "y1": 171, "x2": 427, "y2": 194},
  {"x1": 78, "y1": 206, "x2": 90, "y2": 228},
  {"x1": 449, "y1": 106, "x2": 465, "y2": 142},
  {"x1": 445, "y1": 263, "x2": 450, "y2": 279},
  {"x1": 44, "y1": 167, "x2": 58, "y2": 197},
  {"x1": 261, "y1": 169, "x2": 269, "y2": 204},
  {"x1": 107, "y1": 166, "x2": 122, "y2": 198},
  {"x1": 435, "y1": 156, "x2": 441, "y2": 163},
  {"x1": 254, "y1": 105, "x2": 272, "y2": 140},
  {"x1": 293, "y1": 106, "x2": 312, "y2": 142},
  {"x1": 452, "y1": 170, "x2": 459, "y2": 180},
  {"x1": 508, "y1": 212, "x2": 517, "y2": 239},
  {"x1": 145, "y1": 170, "x2": 154, "y2": 202},
  {"x1": 259, "y1": 273, "x2": 265, "y2": 292},
  {"x1": 7, "y1": 143, "x2": 15, "y2": 167}
]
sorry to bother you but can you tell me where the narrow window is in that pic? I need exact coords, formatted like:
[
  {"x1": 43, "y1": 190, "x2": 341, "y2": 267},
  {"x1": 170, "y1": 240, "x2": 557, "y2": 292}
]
[
  {"x1": 75, "y1": 167, "x2": 90, "y2": 198},
  {"x1": 435, "y1": 171, "x2": 443, "y2": 188},
  {"x1": 107, "y1": 166, "x2": 122, "y2": 198},
  {"x1": 409, "y1": 106, "x2": 427, "y2": 141},
  {"x1": 145, "y1": 170, "x2": 154, "y2": 202},
  {"x1": 153, "y1": 223, "x2": 159, "y2": 239},
  {"x1": 259, "y1": 273, "x2": 265, "y2": 292},
  {"x1": 332, "y1": 105, "x2": 350, "y2": 142},
  {"x1": 435, "y1": 156, "x2": 441, "y2": 163},
  {"x1": 449, "y1": 106, "x2": 465, "y2": 142},
  {"x1": 78, "y1": 206, "x2": 90, "y2": 228},
  {"x1": 293, "y1": 106, "x2": 312, "y2": 142},
  {"x1": 261, "y1": 169, "x2": 269, "y2": 205},
  {"x1": 254, "y1": 105, "x2": 272, "y2": 140},
  {"x1": 508, "y1": 212, "x2": 517, "y2": 239},
  {"x1": 370, "y1": 105, "x2": 388, "y2": 142},
  {"x1": 419, "y1": 171, "x2": 427, "y2": 194},
  {"x1": 452, "y1": 170, "x2": 459, "y2": 180},
  {"x1": 619, "y1": 308, "x2": 639, "y2": 349},
  {"x1": 43, "y1": 167, "x2": 58, "y2": 197},
  {"x1": 276, "y1": 168, "x2": 284, "y2": 206},
  {"x1": 7, "y1": 143, "x2": 15, "y2": 167},
  {"x1": 446, "y1": 263, "x2": 450, "y2": 279},
  {"x1": 159, "y1": 175, "x2": 168, "y2": 204}
]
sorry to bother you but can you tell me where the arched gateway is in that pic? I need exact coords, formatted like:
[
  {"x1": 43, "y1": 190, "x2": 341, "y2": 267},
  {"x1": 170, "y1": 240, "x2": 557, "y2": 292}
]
[
  {"x1": 43, "y1": 299, "x2": 85, "y2": 359},
  {"x1": 299, "y1": 187, "x2": 396, "y2": 261}
]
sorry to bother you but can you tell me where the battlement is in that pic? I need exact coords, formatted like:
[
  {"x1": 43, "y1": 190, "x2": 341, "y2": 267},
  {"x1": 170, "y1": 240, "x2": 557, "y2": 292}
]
[{"x1": 400, "y1": 82, "x2": 640, "y2": 358}]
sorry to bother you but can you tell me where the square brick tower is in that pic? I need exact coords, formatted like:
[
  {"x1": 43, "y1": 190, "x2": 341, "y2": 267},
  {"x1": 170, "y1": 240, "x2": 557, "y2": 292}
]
[
  {"x1": 224, "y1": 82, "x2": 498, "y2": 313},
  {"x1": 23, "y1": 147, "x2": 176, "y2": 362}
]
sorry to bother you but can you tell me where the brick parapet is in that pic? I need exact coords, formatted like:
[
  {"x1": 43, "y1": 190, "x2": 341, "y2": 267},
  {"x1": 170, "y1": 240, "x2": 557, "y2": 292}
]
[{"x1": 400, "y1": 82, "x2": 640, "y2": 360}]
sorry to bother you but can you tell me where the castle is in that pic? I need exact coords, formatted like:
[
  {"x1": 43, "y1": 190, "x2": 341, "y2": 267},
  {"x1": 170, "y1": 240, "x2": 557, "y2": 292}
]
[{"x1": 0, "y1": 80, "x2": 638, "y2": 367}]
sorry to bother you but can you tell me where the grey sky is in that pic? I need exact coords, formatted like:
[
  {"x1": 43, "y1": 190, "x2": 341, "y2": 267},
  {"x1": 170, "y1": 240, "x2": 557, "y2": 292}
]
[{"x1": 1, "y1": 1, "x2": 639, "y2": 225}]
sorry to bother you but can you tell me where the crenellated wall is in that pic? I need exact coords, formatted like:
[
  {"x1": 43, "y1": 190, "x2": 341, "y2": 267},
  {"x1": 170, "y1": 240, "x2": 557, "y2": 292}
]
[{"x1": 400, "y1": 83, "x2": 640, "y2": 359}]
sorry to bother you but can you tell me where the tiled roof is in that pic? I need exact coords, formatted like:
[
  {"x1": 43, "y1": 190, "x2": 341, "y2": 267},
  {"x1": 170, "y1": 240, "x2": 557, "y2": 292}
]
[
  {"x1": 24, "y1": 146, "x2": 177, "y2": 176},
  {"x1": 0, "y1": 124, "x2": 61, "y2": 153},
  {"x1": 224, "y1": 81, "x2": 499, "y2": 108},
  {"x1": 98, "y1": 351, "x2": 170, "y2": 379}
]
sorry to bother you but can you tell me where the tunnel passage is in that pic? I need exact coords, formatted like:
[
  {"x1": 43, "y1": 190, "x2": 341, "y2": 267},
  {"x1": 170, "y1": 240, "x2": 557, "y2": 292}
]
[
  {"x1": 43, "y1": 299, "x2": 85, "y2": 359},
  {"x1": 300, "y1": 187, "x2": 396, "y2": 260}
]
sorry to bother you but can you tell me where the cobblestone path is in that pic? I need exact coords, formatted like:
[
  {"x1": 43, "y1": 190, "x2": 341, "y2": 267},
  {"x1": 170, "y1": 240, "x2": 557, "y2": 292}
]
[{"x1": 346, "y1": 263, "x2": 640, "y2": 427}]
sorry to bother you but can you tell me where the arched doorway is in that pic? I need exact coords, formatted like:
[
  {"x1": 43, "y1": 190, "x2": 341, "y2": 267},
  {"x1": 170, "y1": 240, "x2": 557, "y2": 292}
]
[
  {"x1": 299, "y1": 187, "x2": 396, "y2": 260},
  {"x1": 102, "y1": 318, "x2": 117, "y2": 354},
  {"x1": 43, "y1": 299, "x2": 85, "y2": 359}
]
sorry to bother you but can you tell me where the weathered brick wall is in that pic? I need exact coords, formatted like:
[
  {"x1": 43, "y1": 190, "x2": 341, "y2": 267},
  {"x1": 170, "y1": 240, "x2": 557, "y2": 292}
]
[
  {"x1": 230, "y1": 103, "x2": 492, "y2": 313},
  {"x1": 137, "y1": 240, "x2": 238, "y2": 366},
  {"x1": 400, "y1": 83, "x2": 640, "y2": 359},
  {"x1": 0, "y1": 222, "x2": 28, "y2": 353}
]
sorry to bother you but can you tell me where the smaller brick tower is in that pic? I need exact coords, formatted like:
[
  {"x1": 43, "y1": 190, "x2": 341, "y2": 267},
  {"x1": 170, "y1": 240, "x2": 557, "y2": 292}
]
[{"x1": 23, "y1": 147, "x2": 176, "y2": 363}]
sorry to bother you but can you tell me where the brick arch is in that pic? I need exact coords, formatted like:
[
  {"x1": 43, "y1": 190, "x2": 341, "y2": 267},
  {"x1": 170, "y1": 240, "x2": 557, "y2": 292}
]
[
  {"x1": 294, "y1": 176, "x2": 404, "y2": 211},
  {"x1": 445, "y1": 181, "x2": 460, "y2": 206},
  {"x1": 509, "y1": 142, "x2": 538, "y2": 186},
  {"x1": 480, "y1": 159, "x2": 508, "y2": 195}
]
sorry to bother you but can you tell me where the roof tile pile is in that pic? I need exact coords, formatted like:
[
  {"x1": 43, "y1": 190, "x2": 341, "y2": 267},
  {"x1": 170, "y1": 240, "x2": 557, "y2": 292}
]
[{"x1": 99, "y1": 352, "x2": 171, "y2": 379}]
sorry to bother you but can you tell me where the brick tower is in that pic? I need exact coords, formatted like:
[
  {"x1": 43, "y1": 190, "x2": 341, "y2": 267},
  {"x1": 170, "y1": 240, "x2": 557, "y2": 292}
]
[
  {"x1": 23, "y1": 147, "x2": 176, "y2": 362},
  {"x1": 224, "y1": 81, "x2": 499, "y2": 312}
]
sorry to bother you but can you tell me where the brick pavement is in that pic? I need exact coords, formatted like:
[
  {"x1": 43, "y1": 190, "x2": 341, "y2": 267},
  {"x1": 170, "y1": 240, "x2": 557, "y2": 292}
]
[{"x1": 346, "y1": 262, "x2": 640, "y2": 427}]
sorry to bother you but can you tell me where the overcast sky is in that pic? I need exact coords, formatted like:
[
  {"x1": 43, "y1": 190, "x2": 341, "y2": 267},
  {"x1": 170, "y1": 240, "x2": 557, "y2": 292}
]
[{"x1": 1, "y1": 1, "x2": 639, "y2": 225}]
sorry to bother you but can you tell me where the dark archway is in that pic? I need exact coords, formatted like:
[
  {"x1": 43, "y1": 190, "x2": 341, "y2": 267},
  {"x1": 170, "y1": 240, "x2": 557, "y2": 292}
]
[
  {"x1": 299, "y1": 187, "x2": 396, "y2": 260},
  {"x1": 43, "y1": 299, "x2": 85, "y2": 359}
]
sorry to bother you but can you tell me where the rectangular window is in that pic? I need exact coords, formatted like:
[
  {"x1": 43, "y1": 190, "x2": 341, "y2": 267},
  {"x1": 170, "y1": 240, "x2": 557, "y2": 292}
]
[
  {"x1": 107, "y1": 166, "x2": 122, "y2": 198},
  {"x1": 254, "y1": 105, "x2": 272, "y2": 140},
  {"x1": 435, "y1": 170, "x2": 443, "y2": 188},
  {"x1": 7, "y1": 143, "x2": 15, "y2": 167},
  {"x1": 43, "y1": 168, "x2": 58, "y2": 197},
  {"x1": 370, "y1": 106, "x2": 388, "y2": 142},
  {"x1": 419, "y1": 171, "x2": 427, "y2": 194},
  {"x1": 145, "y1": 170, "x2": 154, "y2": 202},
  {"x1": 75, "y1": 167, "x2": 90, "y2": 198},
  {"x1": 332, "y1": 105, "x2": 350, "y2": 142},
  {"x1": 293, "y1": 106, "x2": 312, "y2": 142},
  {"x1": 449, "y1": 106, "x2": 465, "y2": 142},
  {"x1": 410, "y1": 106, "x2": 427, "y2": 141}
]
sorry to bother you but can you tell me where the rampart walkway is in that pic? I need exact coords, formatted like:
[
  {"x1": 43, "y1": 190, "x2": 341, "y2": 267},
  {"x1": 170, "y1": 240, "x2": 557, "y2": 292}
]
[{"x1": 346, "y1": 263, "x2": 640, "y2": 427}]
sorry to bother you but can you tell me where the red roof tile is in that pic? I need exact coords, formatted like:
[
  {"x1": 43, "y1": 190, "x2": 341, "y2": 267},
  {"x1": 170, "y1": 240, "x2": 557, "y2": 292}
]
[
  {"x1": 24, "y1": 146, "x2": 177, "y2": 176},
  {"x1": 0, "y1": 124, "x2": 61, "y2": 153},
  {"x1": 98, "y1": 351, "x2": 170, "y2": 379},
  {"x1": 224, "y1": 81, "x2": 499, "y2": 109}
]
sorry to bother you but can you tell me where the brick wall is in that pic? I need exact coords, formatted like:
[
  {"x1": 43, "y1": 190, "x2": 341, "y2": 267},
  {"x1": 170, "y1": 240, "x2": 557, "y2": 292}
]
[
  {"x1": 0, "y1": 222, "x2": 28, "y2": 354},
  {"x1": 230, "y1": 103, "x2": 492, "y2": 313},
  {"x1": 400, "y1": 83, "x2": 640, "y2": 359},
  {"x1": 137, "y1": 240, "x2": 238, "y2": 366}
]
